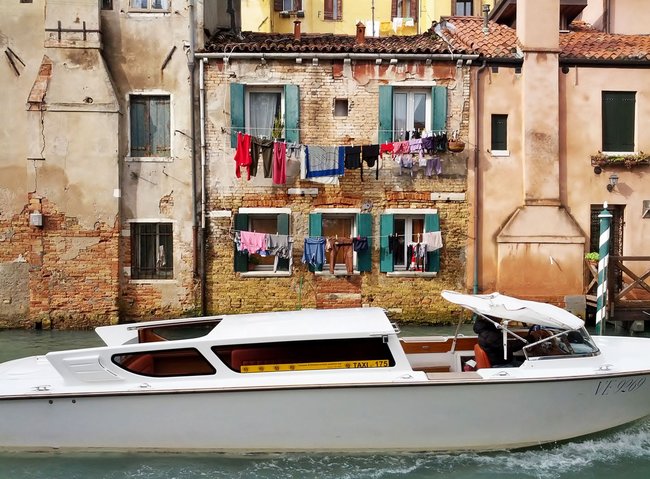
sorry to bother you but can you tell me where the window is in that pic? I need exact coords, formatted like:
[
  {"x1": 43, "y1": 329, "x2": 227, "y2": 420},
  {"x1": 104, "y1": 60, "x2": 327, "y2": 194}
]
[
  {"x1": 230, "y1": 83, "x2": 300, "y2": 147},
  {"x1": 454, "y1": 0, "x2": 473, "y2": 16},
  {"x1": 324, "y1": 0, "x2": 342, "y2": 20},
  {"x1": 213, "y1": 338, "x2": 395, "y2": 373},
  {"x1": 113, "y1": 348, "x2": 216, "y2": 377},
  {"x1": 602, "y1": 91, "x2": 635, "y2": 152},
  {"x1": 393, "y1": 90, "x2": 430, "y2": 140},
  {"x1": 234, "y1": 209, "x2": 291, "y2": 274},
  {"x1": 131, "y1": 222, "x2": 173, "y2": 279},
  {"x1": 491, "y1": 114, "x2": 508, "y2": 152},
  {"x1": 378, "y1": 85, "x2": 447, "y2": 144},
  {"x1": 308, "y1": 211, "x2": 372, "y2": 273},
  {"x1": 130, "y1": 95, "x2": 170, "y2": 158},
  {"x1": 273, "y1": 0, "x2": 302, "y2": 12},
  {"x1": 380, "y1": 211, "x2": 440, "y2": 274},
  {"x1": 245, "y1": 88, "x2": 283, "y2": 140},
  {"x1": 101, "y1": 0, "x2": 113, "y2": 9},
  {"x1": 334, "y1": 98, "x2": 348, "y2": 117},
  {"x1": 391, "y1": 0, "x2": 418, "y2": 20},
  {"x1": 129, "y1": 0, "x2": 170, "y2": 11}
]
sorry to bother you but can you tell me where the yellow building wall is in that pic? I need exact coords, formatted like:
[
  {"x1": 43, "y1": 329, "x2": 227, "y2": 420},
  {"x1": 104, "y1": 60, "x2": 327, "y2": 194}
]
[{"x1": 242, "y1": 0, "x2": 495, "y2": 35}]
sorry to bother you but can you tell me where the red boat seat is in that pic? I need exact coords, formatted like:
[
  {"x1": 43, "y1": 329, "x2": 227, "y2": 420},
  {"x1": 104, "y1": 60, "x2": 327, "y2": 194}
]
[{"x1": 473, "y1": 344, "x2": 492, "y2": 369}]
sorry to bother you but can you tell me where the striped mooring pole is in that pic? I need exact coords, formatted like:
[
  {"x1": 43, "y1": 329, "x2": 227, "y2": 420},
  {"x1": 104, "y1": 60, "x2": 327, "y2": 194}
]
[{"x1": 595, "y1": 203, "x2": 613, "y2": 335}]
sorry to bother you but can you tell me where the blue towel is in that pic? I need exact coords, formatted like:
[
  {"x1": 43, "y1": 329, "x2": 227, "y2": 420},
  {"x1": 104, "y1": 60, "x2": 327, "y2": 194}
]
[{"x1": 305, "y1": 145, "x2": 344, "y2": 178}]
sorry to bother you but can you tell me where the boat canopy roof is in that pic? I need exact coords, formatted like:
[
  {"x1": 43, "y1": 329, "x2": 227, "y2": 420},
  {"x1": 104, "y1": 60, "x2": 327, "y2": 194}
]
[
  {"x1": 210, "y1": 307, "x2": 395, "y2": 343},
  {"x1": 442, "y1": 291, "x2": 585, "y2": 330}
]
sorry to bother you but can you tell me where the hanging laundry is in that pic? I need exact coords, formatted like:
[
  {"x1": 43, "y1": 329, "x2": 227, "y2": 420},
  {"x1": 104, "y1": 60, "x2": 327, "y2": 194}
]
[
  {"x1": 273, "y1": 141, "x2": 287, "y2": 185},
  {"x1": 286, "y1": 142, "x2": 302, "y2": 161},
  {"x1": 305, "y1": 145, "x2": 344, "y2": 178},
  {"x1": 352, "y1": 236, "x2": 369, "y2": 252},
  {"x1": 421, "y1": 136, "x2": 435, "y2": 154},
  {"x1": 302, "y1": 237, "x2": 326, "y2": 269},
  {"x1": 422, "y1": 231, "x2": 443, "y2": 252},
  {"x1": 233, "y1": 132, "x2": 252, "y2": 180},
  {"x1": 267, "y1": 234, "x2": 292, "y2": 259},
  {"x1": 362, "y1": 144, "x2": 380, "y2": 180},
  {"x1": 239, "y1": 231, "x2": 268, "y2": 255},
  {"x1": 344, "y1": 146, "x2": 362, "y2": 169},
  {"x1": 250, "y1": 136, "x2": 274, "y2": 178},
  {"x1": 436, "y1": 132, "x2": 448, "y2": 152},
  {"x1": 300, "y1": 148, "x2": 340, "y2": 185},
  {"x1": 387, "y1": 233, "x2": 400, "y2": 254},
  {"x1": 406, "y1": 243, "x2": 427, "y2": 271},
  {"x1": 327, "y1": 237, "x2": 353, "y2": 274},
  {"x1": 425, "y1": 156, "x2": 442, "y2": 177}
]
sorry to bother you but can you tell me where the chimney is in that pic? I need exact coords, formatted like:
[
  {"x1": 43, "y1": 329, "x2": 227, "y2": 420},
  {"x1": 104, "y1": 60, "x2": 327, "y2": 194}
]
[
  {"x1": 482, "y1": 3, "x2": 490, "y2": 34},
  {"x1": 356, "y1": 22, "x2": 366, "y2": 45},
  {"x1": 294, "y1": 20, "x2": 301, "y2": 41}
]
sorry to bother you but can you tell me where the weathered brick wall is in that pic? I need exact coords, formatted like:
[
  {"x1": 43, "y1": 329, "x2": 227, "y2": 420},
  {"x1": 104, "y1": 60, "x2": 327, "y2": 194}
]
[
  {"x1": 203, "y1": 58, "x2": 472, "y2": 323},
  {"x1": 0, "y1": 194, "x2": 120, "y2": 329}
]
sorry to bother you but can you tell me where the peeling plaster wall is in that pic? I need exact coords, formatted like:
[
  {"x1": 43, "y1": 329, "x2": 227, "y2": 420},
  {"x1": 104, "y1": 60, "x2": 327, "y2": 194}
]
[{"x1": 101, "y1": 2, "x2": 200, "y2": 320}]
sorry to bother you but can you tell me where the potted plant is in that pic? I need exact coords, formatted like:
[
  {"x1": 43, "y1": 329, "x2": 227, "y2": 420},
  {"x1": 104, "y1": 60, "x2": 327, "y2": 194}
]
[
  {"x1": 447, "y1": 130, "x2": 465, "y2": 153},
  {"x1": 272, "y1": 116, "x2": 284, "y2": 140},
  {"x1": 585, "y1": 252, "x2": 599, "y2": 267}
]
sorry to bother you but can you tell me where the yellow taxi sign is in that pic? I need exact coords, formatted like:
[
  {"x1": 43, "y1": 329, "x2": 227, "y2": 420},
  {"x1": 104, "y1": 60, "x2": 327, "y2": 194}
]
[{"x1": 240, "y1": 359, "x2": 389, "y2": 373}]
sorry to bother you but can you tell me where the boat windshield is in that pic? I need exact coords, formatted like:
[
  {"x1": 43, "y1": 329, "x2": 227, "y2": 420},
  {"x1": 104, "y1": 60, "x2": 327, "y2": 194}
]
[
  {"x1": 523, "y1": 327, "x2": 599, "y2": 359},
  {"x1": 138, "y1": 320, "x2": 221, "y2": 343}
]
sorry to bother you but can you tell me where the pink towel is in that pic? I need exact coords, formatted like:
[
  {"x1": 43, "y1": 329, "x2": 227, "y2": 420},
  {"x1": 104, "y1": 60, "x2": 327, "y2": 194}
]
[
  {"x1": 273, "y1": 141, "x2": 286, "y2": 185},
  {"x1": 239, "y1": 231, "x2": 267, "y2": 255}
]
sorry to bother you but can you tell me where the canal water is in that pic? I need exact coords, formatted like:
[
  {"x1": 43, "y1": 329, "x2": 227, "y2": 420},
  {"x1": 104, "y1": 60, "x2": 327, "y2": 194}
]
[{"x1": 1, "y1": 328, "x2": 650, "y2": 479}]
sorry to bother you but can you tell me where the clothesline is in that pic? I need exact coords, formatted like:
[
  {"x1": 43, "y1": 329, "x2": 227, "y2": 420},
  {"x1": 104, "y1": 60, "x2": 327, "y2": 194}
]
[
  {"x1": 220, "y1": 126, "x2": 456, "y2": 135},
  {"x1": 226, "y1": 228, "x2": 441, "y2": 242}
]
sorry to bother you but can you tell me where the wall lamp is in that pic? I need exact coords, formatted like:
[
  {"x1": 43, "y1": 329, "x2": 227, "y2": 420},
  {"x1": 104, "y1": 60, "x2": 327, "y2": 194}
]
[{"x1": 607, "y1": 173, "x2": 619, "y2": 192}]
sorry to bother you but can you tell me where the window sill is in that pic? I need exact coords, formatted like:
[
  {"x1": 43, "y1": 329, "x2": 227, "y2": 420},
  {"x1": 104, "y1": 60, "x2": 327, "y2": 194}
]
[
  {"x1": 386, "y1": 271, "x2": 438, "y2": 278},
  {"x1": 315, "y1": 271, "x2": 360, "y2": 277},
  {"x1": 239, "y1": 271, "x2": 291, "y2": 278},
  {"x1": 129, "y1": 279, "x2": 177, "y2": 284},
  {"x1": 125, "y1": 156, "x2": 174, "y2": 163},
  {"x1": 490, "y1": 150, "x2": 510, "y2": 157}
]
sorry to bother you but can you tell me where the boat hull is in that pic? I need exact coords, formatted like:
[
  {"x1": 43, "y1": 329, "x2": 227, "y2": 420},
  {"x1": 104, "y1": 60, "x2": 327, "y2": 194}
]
[{"x1": 1, "y1": 372, "x2": 649, "y2": 452}]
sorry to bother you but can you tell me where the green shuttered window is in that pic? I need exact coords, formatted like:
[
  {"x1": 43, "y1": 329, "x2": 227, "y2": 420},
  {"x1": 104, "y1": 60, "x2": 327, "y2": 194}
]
[
  {"x1": 378, "y1": 86, "x2": 447, "y2": 142},
  {"x1": 130, "y1": 95, "x2": 170, "y2": 157},
  {"x1": 234, "y1": 213, "x2": 291, "y2": 273},
  {"x1": 379, "y1": 213, "x2": 440, "y2": 273},
  {"x1": 602, "y1": 91, "x2": 635, "y2": 152},
  {"x1": 230, "y1": 83, "x2": 300, "y2": 148}
]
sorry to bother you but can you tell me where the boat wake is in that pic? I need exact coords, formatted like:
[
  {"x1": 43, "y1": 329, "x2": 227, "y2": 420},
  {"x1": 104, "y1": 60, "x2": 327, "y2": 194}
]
[{"x1": 1, "y1": 420, "x2": 650, "y2": 479}]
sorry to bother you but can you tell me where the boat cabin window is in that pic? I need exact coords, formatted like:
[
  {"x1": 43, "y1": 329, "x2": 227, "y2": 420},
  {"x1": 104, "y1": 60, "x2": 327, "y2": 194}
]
[
  {"x1": 524, "y1": 327, "x2": 599, "y2": 359},
  {"x1": 112, "y1": 348, "x2": 216, "y2": 377},
  {"x1": 213, "y1": 338, "x2": 395, "y2": 373},
  {"x1": 137, "y1": 320, "x2": 221, "y2": 343}
]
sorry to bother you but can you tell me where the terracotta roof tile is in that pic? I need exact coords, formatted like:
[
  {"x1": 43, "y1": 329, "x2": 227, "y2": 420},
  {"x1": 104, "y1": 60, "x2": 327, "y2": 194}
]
[
  {"x1": 203, "y1": 27, "x2": 472, "y2": 55},
  {"x1": 204, "y1": 18, "x2": 650, "y2": 64}
]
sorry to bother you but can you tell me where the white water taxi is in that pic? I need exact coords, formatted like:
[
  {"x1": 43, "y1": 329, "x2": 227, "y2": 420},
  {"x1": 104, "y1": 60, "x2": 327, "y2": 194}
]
[{"x1": 0, "y1": 291, "x2": 649, "y2": 452}]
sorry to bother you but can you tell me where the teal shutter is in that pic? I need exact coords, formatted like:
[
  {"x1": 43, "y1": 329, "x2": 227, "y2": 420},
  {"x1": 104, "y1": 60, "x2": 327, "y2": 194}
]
[
  {"x1": 378, "y1": 85, "x2": 393, "y2": 143},
  {"x1": 602, "y1": 91, "x2": 635, "y2": 152},
  {"x1": 356, "y1": 213, "x2": 372, "y2": 272},
  {"x1": 424, "y1": 213, "x2": 440, "y2": 273},
  {"x1": 150, "y1": 96, "x2": 170, "y2": 157},
  {"x1": 432, "y1": 86, "x2": 447, "y2": 132},
  {"x1": 284, "y1": 84, "x2": 300, "y2": 143},
  {"x1": 234, "y1": 213, "x2": 249, "y2": 272},
  {"x1": 130, "y1": 96, "x2": 147, "y2": 156},
  {"x1": 277, "y1": 213, "x2": 290, "y2": 271},
  {"x1": 379, "y1": 214, "x2": 394, "y2": 273},
  {"x1": 230, "y1": 83, "x2": 245, "y2": 148},
  {"x1": 491, "y1": 114, "x2": 508, "y2": 151},
  {"x1": 308, "y1": 213, "x2": 322, "y2": 272}
]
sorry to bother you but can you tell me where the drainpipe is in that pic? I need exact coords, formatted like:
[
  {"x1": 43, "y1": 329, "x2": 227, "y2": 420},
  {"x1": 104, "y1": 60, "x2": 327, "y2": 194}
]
[
  {"x1": 473, "y1": 60, "x2": 487, "y2": 295},
  {"x1": 188, "y1": 0, "x2": 206, "y2": 315},
  {"x1": 199, "y1": 56, "x2": 207, "y2": 316}
]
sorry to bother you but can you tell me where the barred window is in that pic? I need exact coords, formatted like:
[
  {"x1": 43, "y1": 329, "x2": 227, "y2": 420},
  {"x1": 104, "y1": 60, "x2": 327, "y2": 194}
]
[{"x1": 131, "y1": 223, "x2": 173, "y2": 279}]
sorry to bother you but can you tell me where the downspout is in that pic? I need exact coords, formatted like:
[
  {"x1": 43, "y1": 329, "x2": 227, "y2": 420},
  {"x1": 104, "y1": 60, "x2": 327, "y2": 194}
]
[
  {"x1": 199, "y1": 56, "x2": 207, "y2": 316},
  {"x1": 188, "y1": 0, "x2": 206, "y2": 315},
  {"x1": 473, "y1": 60, "x2": 487, "y2": 295}
]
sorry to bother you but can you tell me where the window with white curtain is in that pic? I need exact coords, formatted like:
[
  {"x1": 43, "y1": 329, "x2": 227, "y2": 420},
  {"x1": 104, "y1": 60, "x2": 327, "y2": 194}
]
[
  {"x1": 246, "y1": 88, "x2": 284, "y2": 139},
  {"x1": 393, "y1": 89, "x2": 430, "y2": 140}
]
